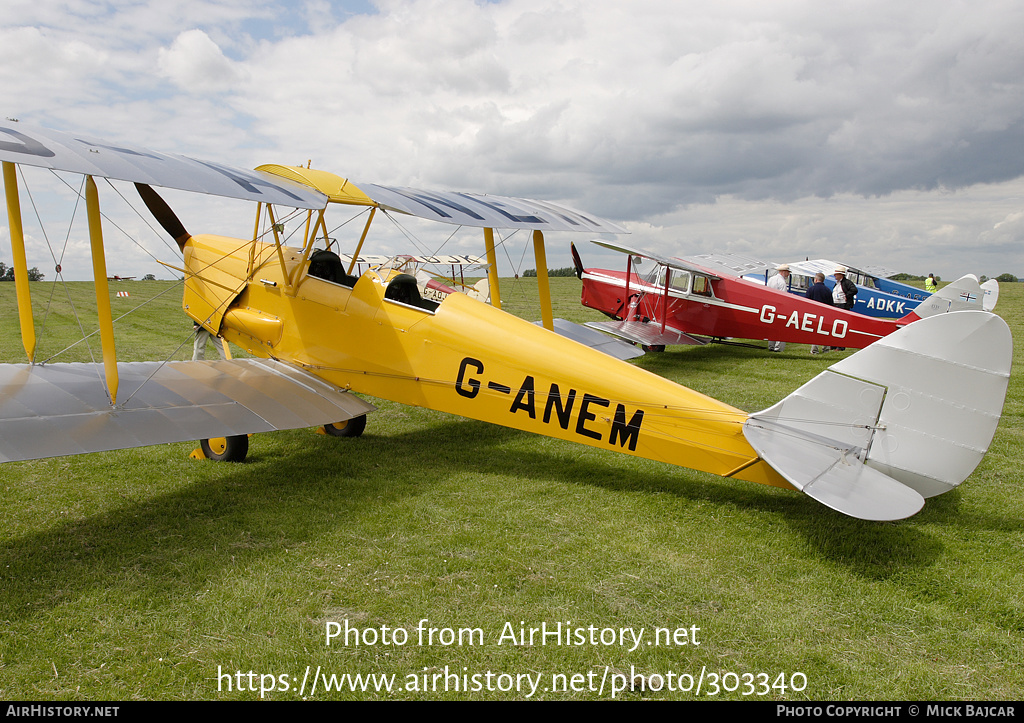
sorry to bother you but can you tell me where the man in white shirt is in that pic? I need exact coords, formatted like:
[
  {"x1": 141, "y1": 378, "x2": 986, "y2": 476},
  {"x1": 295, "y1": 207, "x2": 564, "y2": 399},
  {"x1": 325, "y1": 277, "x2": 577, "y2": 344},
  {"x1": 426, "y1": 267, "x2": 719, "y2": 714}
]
[{"x1": 767, "y1": 264, "x2": 790, "y2": 352}]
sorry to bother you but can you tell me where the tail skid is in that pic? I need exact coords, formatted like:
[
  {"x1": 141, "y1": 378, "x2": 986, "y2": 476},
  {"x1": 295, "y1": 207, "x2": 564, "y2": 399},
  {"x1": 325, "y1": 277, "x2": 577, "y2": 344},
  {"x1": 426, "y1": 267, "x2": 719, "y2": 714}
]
[{"x1": 744, "y1": 311, "x2": 1011, "y2": 520}]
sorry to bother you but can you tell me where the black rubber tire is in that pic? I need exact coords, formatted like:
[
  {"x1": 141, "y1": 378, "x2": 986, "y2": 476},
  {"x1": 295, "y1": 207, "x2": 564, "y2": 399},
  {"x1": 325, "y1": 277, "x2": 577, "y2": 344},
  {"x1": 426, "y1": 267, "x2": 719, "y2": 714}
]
[
  {"x1": 200, "y1": 435, "x2": 249, "y2": 462},
  {"x1": 641, "y1": 344, "x2": 666, "y2": 352},
  {"x1": 323, "y1": 415, "x2": 367, "y2": 438}
]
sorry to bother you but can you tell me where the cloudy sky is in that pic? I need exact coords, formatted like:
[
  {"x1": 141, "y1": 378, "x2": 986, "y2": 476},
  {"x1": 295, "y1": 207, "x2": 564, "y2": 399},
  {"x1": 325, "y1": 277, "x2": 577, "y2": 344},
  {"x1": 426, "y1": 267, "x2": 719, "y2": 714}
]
[{"x1": 3, "y1": 0, "x2": 1024, "y2": 280}]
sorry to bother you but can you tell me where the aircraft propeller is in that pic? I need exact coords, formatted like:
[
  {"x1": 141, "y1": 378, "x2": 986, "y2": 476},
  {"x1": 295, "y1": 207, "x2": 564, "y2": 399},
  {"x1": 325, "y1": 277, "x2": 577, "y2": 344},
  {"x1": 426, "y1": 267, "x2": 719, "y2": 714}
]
[{"x1": 135, "y1": 183, "x2": 190, "y2": 249}]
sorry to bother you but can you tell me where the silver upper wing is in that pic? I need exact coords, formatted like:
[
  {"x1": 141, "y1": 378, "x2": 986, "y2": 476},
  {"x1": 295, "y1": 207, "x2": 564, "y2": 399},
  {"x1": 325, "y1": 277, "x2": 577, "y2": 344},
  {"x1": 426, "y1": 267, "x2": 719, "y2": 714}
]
[
  {"x1": 359, "y1": 184, "x2": 627, "y2": 233},
  {"x1": 589, "y1": 240, "x2": 721, "y2": 279},
  {"x1": 0, "y1": 121, "x2": 327, "y2": 209},
  {"x1": 681, "y1": 252, "x2": 779, "y2": 279},
  {"x1": 0, "y1": 358, "x2": 374, "y2": 463}
]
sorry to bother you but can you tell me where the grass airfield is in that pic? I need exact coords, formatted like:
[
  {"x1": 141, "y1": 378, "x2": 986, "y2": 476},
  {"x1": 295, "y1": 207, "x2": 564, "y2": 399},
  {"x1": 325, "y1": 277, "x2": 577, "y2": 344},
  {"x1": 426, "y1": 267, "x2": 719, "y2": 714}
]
[{"x1": 0, "y1": 277, "x2": 1021, "y2": 700}]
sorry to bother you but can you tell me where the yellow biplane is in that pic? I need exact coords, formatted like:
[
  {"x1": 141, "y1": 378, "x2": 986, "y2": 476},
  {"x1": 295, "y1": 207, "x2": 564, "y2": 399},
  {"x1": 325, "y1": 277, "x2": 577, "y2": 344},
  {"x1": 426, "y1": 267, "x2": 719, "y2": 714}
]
[{"x1": 0, "y1": 121, "x2": 1012, "y2": 521}]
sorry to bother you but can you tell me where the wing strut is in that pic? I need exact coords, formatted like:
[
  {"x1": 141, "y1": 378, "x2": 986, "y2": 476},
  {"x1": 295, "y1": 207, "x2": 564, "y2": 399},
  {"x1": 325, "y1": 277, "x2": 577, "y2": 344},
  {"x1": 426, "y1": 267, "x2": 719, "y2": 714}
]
[
  {"x1": 532, "y1": 230, "x2": 554, "y2": 331},
  {"x1": 345, "y1": 207, "x2": 377, "y2": 276},
  {"x1": 483, "y1": 227, "x2": 502, "y2": 310},
  {"x1": 1, "y1": 162, "x2": 36, "y2": 362},
  {"x1": 85, "y1": 176, "x2": 119, "y2": 405}
]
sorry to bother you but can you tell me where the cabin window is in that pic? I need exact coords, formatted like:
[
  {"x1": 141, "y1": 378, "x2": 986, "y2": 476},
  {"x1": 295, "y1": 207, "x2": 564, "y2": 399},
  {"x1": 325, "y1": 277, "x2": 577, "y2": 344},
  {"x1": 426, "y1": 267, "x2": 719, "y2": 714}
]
[
  {"x1": 691, "y1": 275, "x2": 713, "y2": 297},
  {"x1": 660, "y1": 269, "x2": 691, "y2": 293}
]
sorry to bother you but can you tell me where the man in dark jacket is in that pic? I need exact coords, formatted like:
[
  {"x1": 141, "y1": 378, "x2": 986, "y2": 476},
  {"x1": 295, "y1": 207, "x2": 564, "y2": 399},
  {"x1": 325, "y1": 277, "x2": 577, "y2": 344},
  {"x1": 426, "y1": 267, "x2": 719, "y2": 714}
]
[
  {"x1": 806, "y1": 272, "x2": 833, "y2": 354},
  {"x1": 807, "y1": 272, "x2": 833, "y2": 305},
  {"x1": 832, "y1": 266, "x2": 857, "y2": 310}
]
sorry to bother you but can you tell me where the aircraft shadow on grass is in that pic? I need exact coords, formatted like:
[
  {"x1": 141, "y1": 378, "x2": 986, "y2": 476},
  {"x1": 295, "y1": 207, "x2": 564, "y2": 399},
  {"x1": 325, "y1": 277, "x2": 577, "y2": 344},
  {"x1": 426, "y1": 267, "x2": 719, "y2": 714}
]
[{"x1": 0, "y1": 416, "x2": 967, "y2": 623}]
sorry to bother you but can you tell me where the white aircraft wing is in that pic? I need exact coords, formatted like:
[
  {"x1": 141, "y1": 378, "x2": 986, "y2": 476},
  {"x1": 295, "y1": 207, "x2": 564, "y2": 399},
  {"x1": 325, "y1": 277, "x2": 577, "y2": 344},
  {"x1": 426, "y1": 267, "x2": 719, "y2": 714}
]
[
  {"x1": 584, "y1": 320, "x2": 708, "y2": 348},
  {"x1": 681, "y1": 252, "x2": 779, "y2": 279},
  {"x1": 0, "y1": 359, "x2": 374, "y2": 463},
  {"x1": 358, "y1": 184, "x2": 627, "y2": 233},
  {"x1": 589, "y1": 240, "x2": 721, "y2": 280},
  {"x1": 0, "y1": 121, "x2": 328, "y2": 209},
  {"x1": 858, "y1": 263, "x2": 902, "y2": 279},
  {"x1": 340, "y1": 253, "x2": 486, "y2": 267},
  {"x1": 537, "y1": 319, "x2": 645, "y2": 360}
]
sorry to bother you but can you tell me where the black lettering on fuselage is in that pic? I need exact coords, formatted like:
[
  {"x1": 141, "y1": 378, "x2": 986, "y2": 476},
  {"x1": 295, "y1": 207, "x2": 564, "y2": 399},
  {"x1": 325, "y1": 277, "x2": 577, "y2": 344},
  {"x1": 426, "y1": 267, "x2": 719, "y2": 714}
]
[
  {"x1": 609, "y1": 405, "x2": 644, "y2": 451},
  {"x1": 455, "y1": 357, "x2": 484, "y2": 398},
  {"x1": 454, "y1": 358, "x2": 644, "y2": 449},
  {"x1": 576, "y1": 394, "x2": 609, "y2": 441},
  {"x1": 543, "y1": 384, "x2": 576, "y2": 429},
  {"x1": 510, "y1": 376, "x2": 536, "y2": 418}
]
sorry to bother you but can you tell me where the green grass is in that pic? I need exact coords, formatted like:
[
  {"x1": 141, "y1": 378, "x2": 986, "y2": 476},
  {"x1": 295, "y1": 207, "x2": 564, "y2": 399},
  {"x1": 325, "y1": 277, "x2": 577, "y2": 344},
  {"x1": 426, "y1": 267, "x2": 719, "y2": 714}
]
[{"x1": 0, "y1": 277, "x2": 1021, "y2": 700}]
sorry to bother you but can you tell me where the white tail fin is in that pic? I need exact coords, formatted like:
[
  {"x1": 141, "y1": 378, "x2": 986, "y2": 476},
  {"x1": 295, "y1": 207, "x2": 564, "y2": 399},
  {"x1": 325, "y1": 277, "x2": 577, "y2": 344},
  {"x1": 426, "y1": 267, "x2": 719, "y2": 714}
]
[
  {"x1": 743, "y1": 311, "x2": 1011, "y2": 520},
  {"x1": 981, "y1": 279, "x2": 999, "y2": 311},
  {"x1": 909, "y1": 274, "x2": 987, "y2": 320}
]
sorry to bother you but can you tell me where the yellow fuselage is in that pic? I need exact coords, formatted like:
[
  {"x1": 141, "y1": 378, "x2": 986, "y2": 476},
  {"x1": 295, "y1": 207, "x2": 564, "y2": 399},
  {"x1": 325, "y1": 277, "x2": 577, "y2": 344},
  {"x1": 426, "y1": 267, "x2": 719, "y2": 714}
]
[{"x1": 184, "y1": 234, "x2": 792, "y2": 491}]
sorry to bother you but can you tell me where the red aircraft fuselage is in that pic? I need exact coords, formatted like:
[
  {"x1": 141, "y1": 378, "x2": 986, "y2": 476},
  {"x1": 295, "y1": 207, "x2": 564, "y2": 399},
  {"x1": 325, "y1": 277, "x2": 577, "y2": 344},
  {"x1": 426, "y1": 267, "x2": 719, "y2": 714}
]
[{"x1": 579, "y1": 265, "x2": 912, "y2": 349}]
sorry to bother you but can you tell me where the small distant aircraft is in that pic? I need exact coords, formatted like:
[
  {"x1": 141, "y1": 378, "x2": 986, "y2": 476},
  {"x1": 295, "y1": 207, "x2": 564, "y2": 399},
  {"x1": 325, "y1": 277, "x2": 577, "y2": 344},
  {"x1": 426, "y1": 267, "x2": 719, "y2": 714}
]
[
  {"x1": 742, "y1": 259, "x2": 998, "y2": 319},
  {"x1": 0, "y1": 121, "x2": 1012, "y2": 521},
  {"x1": 572, "y1": 241, "x2": 986, "y2": 352}
]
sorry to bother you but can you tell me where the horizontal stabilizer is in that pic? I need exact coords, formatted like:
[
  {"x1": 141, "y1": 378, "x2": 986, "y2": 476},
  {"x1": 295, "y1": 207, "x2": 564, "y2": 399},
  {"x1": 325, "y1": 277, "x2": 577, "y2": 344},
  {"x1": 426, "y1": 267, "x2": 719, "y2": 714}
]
[
  {"x1": 744, "y1": 311, "x2": 1011, "y2": 518},
  {"x1": 743, "y1": 419, "x2": 925, "y2": 520},
  {"x1": 538, "y1": 319, "x2": 645, "y2": 360},
  {"x1": 0, "y1": 359, "x2": 375, "y2": 463},
  {"x1": 585, "y1": 320, "x2": 708, "y2": 348}
]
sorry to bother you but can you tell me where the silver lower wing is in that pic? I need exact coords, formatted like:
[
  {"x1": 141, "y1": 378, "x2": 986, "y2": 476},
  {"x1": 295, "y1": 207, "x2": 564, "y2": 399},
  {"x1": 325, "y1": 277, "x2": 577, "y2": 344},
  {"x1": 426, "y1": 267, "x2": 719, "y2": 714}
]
[
  {"x1": 584, "y1": 320, "x2": 708, "y2": 348},
  {"x1": 0, "y1": 359, "x2": 375, "y2": 463},
  {"x1": 536, "y1": 319, "x2": 645, "y2": 360}
]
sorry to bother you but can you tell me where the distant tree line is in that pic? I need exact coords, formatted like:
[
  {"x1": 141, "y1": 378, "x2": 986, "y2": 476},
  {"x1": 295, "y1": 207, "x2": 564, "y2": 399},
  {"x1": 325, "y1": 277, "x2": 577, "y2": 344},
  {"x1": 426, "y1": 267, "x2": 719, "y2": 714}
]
[
  {"x1": 522, "y1": 267, "x2": 578, "y2": 277},
  {"x1": 0, "y1": 261, "x2": 44, "y2": 281},
  {"x1": 892, "y1": 272, "x2": 1020, "y2": 283}
]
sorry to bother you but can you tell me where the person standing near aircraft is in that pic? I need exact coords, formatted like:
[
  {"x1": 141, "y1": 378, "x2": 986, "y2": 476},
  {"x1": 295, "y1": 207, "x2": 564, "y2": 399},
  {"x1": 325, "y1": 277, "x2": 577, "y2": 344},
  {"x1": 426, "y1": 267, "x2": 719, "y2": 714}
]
[
  {"x1": 806, "y1": 272, "x2": 834, "y2": 354},
  {"x1": 767, "y1": 264, "x2": 791, "y2": 352},
  {"x1": 832, "y1": 267, "x2": 857, "y2": 310},
  {"x1": 926, "y1": 273, "x2": 938, "y2": 292},
  {"x1": 192, "y1": 321, "x2": 228, "y2": 361},
  {"x1": 831, "y1": 266, "x2": 858, "y2": 351}
]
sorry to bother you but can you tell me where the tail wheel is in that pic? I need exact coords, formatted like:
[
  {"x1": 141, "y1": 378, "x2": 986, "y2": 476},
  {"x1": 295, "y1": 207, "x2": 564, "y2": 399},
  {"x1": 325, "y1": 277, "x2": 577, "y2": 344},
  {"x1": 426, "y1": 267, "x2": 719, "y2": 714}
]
[
  {"x1": 323, "y1": 415, "x2": 367, "y2": 438},
  {"x1": 642, "y1": 344, "x2": 666, "y2": 352},
  {"x1": 200, "y1": 435, "x2": 249, "y2": 462}
]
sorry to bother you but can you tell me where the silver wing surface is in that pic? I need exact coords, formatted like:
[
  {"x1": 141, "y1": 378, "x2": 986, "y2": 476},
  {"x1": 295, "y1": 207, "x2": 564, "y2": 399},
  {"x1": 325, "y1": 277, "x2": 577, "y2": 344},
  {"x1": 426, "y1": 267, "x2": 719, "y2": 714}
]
[
  {"x1": 0, "y1": 121, "x2": 327, "y2": 209},
  {"x1": 0, "y1": 359, "x2": 374, "y2": 463},
  {"x1": 584, "y1": 320, "x2": 708, "y2": 348},
  {"x1": 681, "y1": 252, "x2": 779, "y2": 279},
  {"x1": 589, "y1": 240, "x2": 721, "y2": 280},
  {"x1": 537, "y1": 319, "x2": 645, "y2": 360},
  {"x1": 361, "y1": 184, "x2": 628, "y2": 233}
]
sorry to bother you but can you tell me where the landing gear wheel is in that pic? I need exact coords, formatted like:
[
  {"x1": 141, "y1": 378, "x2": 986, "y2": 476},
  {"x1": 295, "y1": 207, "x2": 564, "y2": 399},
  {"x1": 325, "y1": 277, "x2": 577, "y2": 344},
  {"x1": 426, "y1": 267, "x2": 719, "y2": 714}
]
[
  {"x1": 200, "y1": 435, "x2": 249, "y2": 462},
  {"x1": 642, "y1": 344, "x2": 666, "y2": 352},
  {"x1": 323, "y1": 415, "x2": 367, "y2": 438}
]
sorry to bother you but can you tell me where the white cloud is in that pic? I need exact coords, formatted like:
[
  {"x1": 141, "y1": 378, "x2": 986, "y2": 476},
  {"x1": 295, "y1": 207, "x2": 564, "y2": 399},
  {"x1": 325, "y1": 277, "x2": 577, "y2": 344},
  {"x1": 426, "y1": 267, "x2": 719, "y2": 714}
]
[
  {"x1": 4, "y1": 0, "x2": 1024, "y2": 280},
  {"x1": 158, "y1": 29, "x2": 248, "y2": 93}
]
